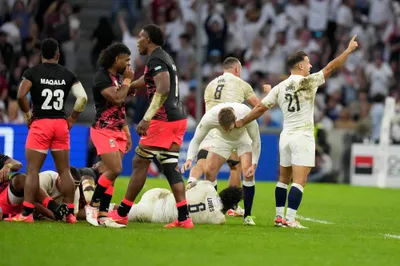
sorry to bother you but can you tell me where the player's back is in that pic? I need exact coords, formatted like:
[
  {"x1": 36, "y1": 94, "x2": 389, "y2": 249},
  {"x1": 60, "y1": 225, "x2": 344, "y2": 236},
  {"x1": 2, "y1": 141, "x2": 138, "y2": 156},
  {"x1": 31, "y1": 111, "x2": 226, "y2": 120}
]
[
  {"x1": 23, "y1": 63, "x2": 77, "y2": 119},
  {"x1": 265, "y1": 71, "x2": 325, "y2": 135},
  {"x1": 186, "y1": 181, "x2": 225, "y2": 224},
  {"x1": 145, "y1": 47, "x2": 186, "y2": 121},
  {"x1": 204, "y1": 72, "x2": 255, "y2": 112}
]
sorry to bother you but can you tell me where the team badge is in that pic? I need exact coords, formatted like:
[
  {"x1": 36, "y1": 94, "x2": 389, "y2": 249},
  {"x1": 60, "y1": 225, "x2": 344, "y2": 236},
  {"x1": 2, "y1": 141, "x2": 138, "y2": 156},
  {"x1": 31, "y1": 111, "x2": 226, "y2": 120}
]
[{"x1": 109, "y1": 138, "x2": 115, "y2": 147}]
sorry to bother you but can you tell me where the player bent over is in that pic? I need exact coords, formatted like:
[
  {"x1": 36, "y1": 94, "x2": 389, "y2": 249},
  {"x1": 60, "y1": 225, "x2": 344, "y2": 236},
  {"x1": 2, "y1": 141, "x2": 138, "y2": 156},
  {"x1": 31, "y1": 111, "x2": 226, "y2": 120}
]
[
  {"x1": 182, "y1": 102, "x2": 261, "y2": 225},
  {"x1": 129, "y1": 181, "x2": 242, "y2": 224},
  {"x1": 108, "y1": 24, "x2": 192, "y2": 228},
  {"x1": 8, "y1": 38, "x2": 87, "y2": 223},
  {"x1": 236, "y1": 36, "x2": 359, "y2": 228}
]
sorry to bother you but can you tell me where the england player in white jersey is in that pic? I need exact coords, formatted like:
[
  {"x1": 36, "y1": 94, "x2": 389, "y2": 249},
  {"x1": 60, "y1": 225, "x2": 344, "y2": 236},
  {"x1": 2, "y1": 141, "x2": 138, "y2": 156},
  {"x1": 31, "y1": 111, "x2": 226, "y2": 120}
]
[
  {"x1": 188, "y1": 57, "x2": 261, "y2": 192},
  {"x1": 236, "y1": 35, "x2": 359, "y2": 228},
  {"x1": 182, "y1": 102, "x2": 261, "y2": 225},
  {"x1": 128, "y1": 181, "x2": 242, "y2": 224}
]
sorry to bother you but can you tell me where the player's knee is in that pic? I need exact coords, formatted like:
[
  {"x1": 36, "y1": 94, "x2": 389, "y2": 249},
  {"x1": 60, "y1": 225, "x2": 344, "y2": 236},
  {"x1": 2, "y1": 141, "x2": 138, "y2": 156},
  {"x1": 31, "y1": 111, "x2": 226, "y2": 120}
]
[
  {"x1": 163, "y1": 163, "x2": 183, "y2": 186},
  {"x1": 204, "y1": 167, "x2": 218, "y2": 182}
]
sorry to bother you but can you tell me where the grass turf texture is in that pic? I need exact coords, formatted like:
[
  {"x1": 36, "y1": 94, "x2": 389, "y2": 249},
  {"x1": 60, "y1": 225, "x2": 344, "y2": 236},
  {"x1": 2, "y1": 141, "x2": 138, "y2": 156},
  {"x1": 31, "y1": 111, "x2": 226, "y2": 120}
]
[{"x1": 0, "y1": 178, "x2": 399, "y2": 266}]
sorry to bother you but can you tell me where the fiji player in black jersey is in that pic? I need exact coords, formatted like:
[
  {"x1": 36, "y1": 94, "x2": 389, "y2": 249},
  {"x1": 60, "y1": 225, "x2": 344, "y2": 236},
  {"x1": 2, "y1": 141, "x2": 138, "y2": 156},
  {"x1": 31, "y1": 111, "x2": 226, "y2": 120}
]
[
  {"x1": 109, "y1": 24, "x2": 193, "y2": 228},
  {"x1": 8, "y1": 38, "x2": 88, "y2": 223}
]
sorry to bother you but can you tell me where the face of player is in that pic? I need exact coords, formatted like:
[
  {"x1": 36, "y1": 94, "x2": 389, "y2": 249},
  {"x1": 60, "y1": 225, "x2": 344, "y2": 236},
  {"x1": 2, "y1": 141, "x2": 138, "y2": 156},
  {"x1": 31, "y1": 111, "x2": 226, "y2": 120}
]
[
  {"x1": 137, "y1": 29, "x2": 149, "y2": 56},
  {"x1": 115, "y1": 54, "x2": 131, "y2": 74},
  {"x1": 299, "y1": 56, "x2": 312, "y2": 76}
]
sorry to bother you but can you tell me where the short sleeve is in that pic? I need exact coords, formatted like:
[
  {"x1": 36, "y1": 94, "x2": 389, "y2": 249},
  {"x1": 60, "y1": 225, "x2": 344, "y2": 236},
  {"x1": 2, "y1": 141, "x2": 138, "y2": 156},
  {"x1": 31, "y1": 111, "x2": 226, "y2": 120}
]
[
  {"x1": 93, "y1": 71, "x2": 113, "y2": 92},
  {"x1": 242, "y1": 81, "x2": 256, "y2": 100},
  {"x1": 261, "y1": 86, "x2": 279, "y2": 109},
  {"x1": 22, "y1": 68, "x2": 33, "y2": 82},
  {"x1": 300, "y1": 70, "x2": 325, "y2": 91},
  {"x1": 70, "y1": 71, "x2": 79, "y2": 85},
  {"x1": 148, "y1": 58, "x2": 169, "y2": 77}
]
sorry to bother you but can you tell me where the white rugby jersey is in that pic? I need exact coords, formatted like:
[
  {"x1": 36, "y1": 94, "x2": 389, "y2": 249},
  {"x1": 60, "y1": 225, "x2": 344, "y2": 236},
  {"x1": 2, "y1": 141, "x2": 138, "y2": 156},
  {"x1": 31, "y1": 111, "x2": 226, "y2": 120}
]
[
  {"x1": 262, "y1": 70, "x2": 325, "y2": 135},
  {"x1": 204, "y1": 72, "x2": 256, "y2": 112},
  {"x1": 186, "y1": 102, "x2": 261, "y2": 164}
]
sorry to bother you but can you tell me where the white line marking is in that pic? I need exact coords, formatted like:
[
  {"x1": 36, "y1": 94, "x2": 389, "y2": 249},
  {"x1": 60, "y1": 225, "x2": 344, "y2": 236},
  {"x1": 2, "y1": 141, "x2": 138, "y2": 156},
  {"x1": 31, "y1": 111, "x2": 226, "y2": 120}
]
[
  {"x1": 383, "y1": 234, "x2": 400, "y2": 239},
  {"x1": 296, "y1": 215, "x2": 334, "y2": 225}
]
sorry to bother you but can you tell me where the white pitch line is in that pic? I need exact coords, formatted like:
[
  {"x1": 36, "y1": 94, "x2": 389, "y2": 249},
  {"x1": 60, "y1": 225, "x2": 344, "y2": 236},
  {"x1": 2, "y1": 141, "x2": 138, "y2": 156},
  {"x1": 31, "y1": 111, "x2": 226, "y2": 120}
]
[
  {"x1": 296, "y1": 215, "x2": 334, "y2": 225},
  {"x1": 383, "y1": 234, "x2": 400, "y2": 240}
]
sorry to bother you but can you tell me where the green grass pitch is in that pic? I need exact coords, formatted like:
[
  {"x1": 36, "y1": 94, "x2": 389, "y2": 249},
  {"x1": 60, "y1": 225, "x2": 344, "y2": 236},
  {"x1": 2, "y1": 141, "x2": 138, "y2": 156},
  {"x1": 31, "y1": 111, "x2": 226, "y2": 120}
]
[{"x1": 0, "y1": 178, "x2": 399, "y2": 266}]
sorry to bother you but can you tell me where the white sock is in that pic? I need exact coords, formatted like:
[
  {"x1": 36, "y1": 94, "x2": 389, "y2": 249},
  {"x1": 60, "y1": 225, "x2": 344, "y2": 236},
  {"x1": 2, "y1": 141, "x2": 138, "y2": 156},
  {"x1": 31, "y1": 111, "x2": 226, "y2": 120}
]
[
  {"x1": 286, "y1": 208, "x2": 297, "y2": 222},
  {"x1": 188, "y1": 176, "x2": 197, "y2": 183},
  {"x1": 276, "y1": 207, "x2": 285, "y2": 218}
]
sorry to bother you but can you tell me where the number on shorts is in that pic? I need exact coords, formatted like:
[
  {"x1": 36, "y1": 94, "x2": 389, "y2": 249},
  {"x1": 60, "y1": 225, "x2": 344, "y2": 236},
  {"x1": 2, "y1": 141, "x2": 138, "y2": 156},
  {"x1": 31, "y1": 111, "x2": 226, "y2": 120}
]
[
  {"x1": 41, "y1": 88, "x2": 64, "y2": 110},
  {"x1": 188, "y1": 202, "x2": 206, "y2": 213},
  {"x1": 214, "y1": 84, "x2": 224, "y2": 100},
  {"x1": 285, "y1": 92, "x2": 300, "y2": 112}
]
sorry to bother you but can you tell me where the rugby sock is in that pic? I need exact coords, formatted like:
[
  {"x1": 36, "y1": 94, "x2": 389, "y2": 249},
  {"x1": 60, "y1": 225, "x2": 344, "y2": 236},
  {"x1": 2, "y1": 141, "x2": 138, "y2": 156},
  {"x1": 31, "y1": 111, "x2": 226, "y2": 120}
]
[
  {"x1": 42, "y1": 197, "x2": 59, "y2": 213},
  {"x1": 67, "y1": 203, "x2": 74, "y2": 215},
  {"x1": 275, "y1": 182, "x2": 288, "y2": 217},
  {"x1": 243, "y1": 180, "x2": 255, "y2": 218},
  {"x1": 286, "y1": 183, "x2": 304, "y2": 222},
  {"x1": 212, "y1": 180, "x2": 217, "y2": 191},
  {"x1": 187, "y1": 176, "x2": 197, "y2": 183},
  {"x1": 99, "y1": 186, "x2": 114, "y2": 217},
  {"x1": 117, "y1": 198, "x2": 134, "y2": 217},
  {"x1": 22, "y1": 201, "x2": 34, "y2": 216},
  {"x1": 90, "y1": 175, "x2": 113, "y2": 206},
  {"x1": 176, "y1": 200, "x2": 189, "y2": 222},
  {"x1": 82, "y1": 179, "x2": 95, "y2": 202}
]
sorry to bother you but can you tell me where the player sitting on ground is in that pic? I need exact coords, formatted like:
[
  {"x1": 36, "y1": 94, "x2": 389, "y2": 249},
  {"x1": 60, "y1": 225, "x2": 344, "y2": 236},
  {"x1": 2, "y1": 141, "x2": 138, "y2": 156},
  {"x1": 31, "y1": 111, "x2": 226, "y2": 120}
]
[
  {"x1": 0, "y1": 153, "x2": 71, "y2": 221},
  {"x1": 235, "y1": 35, "x2": 359, "y2": 228},
  {"x1": 128, "y1": 181, "x2": 242, "y2": 224},
  {"x1": 33, "y1": 167, "x2": 82, "y2": 221},
  {"x1": 188, "y1": 57, "x2": 261, "y2": 197},
  {"x1": 182, "y1": 102, "x2": 261, "y2": 225}
]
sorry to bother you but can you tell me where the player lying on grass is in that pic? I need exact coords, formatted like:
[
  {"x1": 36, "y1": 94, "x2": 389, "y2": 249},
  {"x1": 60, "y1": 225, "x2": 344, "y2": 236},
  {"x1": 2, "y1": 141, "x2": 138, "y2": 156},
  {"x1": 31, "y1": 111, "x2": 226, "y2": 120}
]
[
  {"x1": 32, "y1": 167, "x2": 83, "y2": 222},
  {"x1": 182, "y1": 102, "x2": 261, "y2": 225},
  {"x1": 127, "y1": 180, "x2": 242, "y2": 224},
  {"x1": 0, "y1": 153, "x2": 74, "y2": 222}
]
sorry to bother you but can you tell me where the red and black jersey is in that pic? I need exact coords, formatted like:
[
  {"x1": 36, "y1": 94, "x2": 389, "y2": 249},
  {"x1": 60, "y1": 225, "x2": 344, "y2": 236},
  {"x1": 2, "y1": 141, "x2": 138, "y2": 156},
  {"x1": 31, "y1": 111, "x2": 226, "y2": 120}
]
[
  {"x1": 92, "y1": 68, "x2": 126, "y2": 131},
  {"x1": 144, "y1": 47, "x2": 186, "y2": 122},
  {"x1": 22, "y1": 63, "x2": 78, "y2": 120}
]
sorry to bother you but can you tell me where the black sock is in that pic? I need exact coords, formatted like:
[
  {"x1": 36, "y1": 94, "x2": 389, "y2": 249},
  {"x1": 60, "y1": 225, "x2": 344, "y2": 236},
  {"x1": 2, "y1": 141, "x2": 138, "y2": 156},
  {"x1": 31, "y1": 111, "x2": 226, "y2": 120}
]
[
  {"x1": 99, "y1": 193, "x2": 112, "y2": 217},
  {"x1": 90, "y1": 184, "x2": 107, "y2": 206},
  {"x1": 117, "y1": 200, "x2": 132, "y2": 217},
  {"x1": 47, "y1": 200, "x2": 58, "y2": 213},
  {"x1": 177, "y1": 204, "x2": 189, "y2": 222},
  {"x1": 22, "y1": 201, "x2": 34, "y2": 216},
  {"x1": 243, "y1": 185, "x2": 255, "y2": 218}
]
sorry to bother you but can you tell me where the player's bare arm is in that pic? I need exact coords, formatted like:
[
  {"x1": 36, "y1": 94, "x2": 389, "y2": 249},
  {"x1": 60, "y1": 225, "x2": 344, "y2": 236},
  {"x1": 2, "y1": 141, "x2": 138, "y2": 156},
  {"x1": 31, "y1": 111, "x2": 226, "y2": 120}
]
[
  {"x1": 101, "y1": 66, "x2": 134, "y2": 106},
  {"x1": 246, "y1": 95, "x2": 261, "y2": 107},
  {"x1": 67, "y1": 82, "x2": 88, "y2": 129},
  {"x1": 236, "y1": 103, "x2": 269, "y2": 128},
  {"x1": 129, "y1": 75, "x2": 145, "y2": 95},
  {"x1": 322, "y1": 35, "x2": 358, "y2": 79},
  {"x1": 137, "y1": 71, "x2": 170, "y2": 136},
  {"x1": 122, "y1": 116, "x2": 132, "y2": 152},
  {"x1": 0, "y1": 157, "x2": 22, "y2": 182},
  {"x1": 17, "y1": 79, "x2": 33, "y2": 127}
]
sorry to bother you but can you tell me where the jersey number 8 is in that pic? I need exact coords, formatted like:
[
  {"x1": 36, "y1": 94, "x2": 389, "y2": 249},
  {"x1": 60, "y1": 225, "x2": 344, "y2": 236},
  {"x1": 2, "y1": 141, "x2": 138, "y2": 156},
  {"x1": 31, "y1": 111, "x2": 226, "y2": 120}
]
[
  {"x1": 42, "y1": 88, "x2": 64, "y2": 111},
  {"x1": 214, "y1": 84, "x2": 224, "y2": 100}
]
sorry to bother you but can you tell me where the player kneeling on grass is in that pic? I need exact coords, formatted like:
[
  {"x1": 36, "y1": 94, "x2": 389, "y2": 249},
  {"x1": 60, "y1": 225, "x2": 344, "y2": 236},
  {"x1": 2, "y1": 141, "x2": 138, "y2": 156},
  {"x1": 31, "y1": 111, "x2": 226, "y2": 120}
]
[
  {"x1": 128, "y1": 181, "x2": 242, "y2": 224},
  {"x1": 182, "y1": 102, "x2": 261, "y2": 226}
]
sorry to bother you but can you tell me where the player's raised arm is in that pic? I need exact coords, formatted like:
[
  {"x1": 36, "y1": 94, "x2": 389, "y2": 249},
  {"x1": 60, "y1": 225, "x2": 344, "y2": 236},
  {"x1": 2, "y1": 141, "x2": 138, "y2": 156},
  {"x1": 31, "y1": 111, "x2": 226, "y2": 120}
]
[
  {"x1": 129, "y1": 75, "x2": 145, "y2": 93},
  {"x1": 101, "y1": 66, "x2": 134, "y2": 106},
  {"x1": 322, "y1": 35, "x2": 358, "y2": 79}
]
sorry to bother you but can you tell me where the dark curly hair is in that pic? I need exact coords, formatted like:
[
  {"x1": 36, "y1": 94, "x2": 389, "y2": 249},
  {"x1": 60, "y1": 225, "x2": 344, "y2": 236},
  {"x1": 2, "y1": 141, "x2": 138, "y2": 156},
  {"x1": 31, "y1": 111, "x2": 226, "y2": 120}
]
[
  {"x1": 219, "y1": 186, "x2": 243, "y2": 214},
  {"x1": 143, "y1": 24, "x2": 165, "y2": 46},
  {"x1": 98, "y1": 43, "x2": 131, "y2": 69}
]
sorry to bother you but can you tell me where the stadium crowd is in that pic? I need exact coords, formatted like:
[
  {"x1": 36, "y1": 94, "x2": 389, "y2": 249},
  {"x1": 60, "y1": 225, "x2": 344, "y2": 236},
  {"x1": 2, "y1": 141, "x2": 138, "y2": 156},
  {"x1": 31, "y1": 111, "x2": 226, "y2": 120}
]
[{"x1": 1, "y1": 0, "x2": 400, "y2": 182}]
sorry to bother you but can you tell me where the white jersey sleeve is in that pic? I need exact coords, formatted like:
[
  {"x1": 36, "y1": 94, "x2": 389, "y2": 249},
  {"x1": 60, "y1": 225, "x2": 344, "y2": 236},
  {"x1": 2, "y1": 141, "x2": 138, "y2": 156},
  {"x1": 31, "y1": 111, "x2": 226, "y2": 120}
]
[
  {"x1": 186, "y1": 112, "x2": 218, "y2": 161},
  {"x1": 186, "y1": 181, "x2": 225, "y2": 224},
  {"x1": 300, "y1": 70, "x2": 325, "y2": 92},
  {"x1": 261, "y1": 85, "x2": 279, "y2": 109},
  {"x1": 245, "y1": 121, "x2": 261, "y2": 164}
]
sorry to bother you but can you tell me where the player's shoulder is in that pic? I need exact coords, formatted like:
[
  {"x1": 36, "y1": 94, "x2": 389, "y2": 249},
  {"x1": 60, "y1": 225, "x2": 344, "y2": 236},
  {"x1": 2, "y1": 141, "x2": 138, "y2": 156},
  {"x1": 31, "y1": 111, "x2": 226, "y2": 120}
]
[
  {"x1": 148, "y1": 48, "x2": 172, "y2": 64},
  {"x1": 39, "y1": 170, "x2": 58, "y2": 178},
  {"x1": 93, "y1": 68, "x2": 112, "y2": 82}
]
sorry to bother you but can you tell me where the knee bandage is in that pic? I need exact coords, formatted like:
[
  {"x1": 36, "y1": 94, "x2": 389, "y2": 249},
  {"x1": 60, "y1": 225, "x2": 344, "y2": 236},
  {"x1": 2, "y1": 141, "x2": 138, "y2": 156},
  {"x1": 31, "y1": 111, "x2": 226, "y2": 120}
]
[{"x1": 159, "y1": 151, "x2": 183, "y2": 185}]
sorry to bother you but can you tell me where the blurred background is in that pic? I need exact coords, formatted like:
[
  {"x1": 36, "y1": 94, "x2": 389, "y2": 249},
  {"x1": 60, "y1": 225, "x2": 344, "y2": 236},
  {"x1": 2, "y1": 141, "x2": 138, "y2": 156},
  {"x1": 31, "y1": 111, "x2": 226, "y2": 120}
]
[{"x1": 0, "y1": 0, "x2": 399, "y2": 186}]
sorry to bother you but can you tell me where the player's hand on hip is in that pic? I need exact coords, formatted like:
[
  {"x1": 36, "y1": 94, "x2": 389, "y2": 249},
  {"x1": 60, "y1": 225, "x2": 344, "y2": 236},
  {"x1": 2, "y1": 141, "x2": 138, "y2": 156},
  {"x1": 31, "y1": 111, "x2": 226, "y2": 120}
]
[
  {"x1": 123, "y1": 65, "x2": 135, "y2": 81},
  {"x1": 235, "y1": 119, "x2": 244, "y2": 128},
  {"x1": 347, "y1": 35, "x2": 358, "y2": 53},
  {"x1": 137, "y1": 119, "x2": 150, "y2": 136},
  {"x1": 181, "y1": 160, "x2": 193, "y2": 173},
  {"x1": 263, "y1": 84, "x2": 272, "y2": 94},
  {"x1": 244, "y1": 164, "x2": 256, "y2": 179},
  {"x1": 66, "y1": 116, "x2": 76, "y2": 130}
]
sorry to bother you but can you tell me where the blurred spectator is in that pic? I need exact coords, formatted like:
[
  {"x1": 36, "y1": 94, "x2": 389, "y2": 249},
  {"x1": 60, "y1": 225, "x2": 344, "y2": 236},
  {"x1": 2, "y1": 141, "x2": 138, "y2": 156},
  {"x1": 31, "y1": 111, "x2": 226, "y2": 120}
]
[
  {"x1": 118, "y1": 14, "x2": 140, "y2": 68},
  {"x1": 335, "y1": 107, "x2": 356, "y2": 130},
  {"x1": 61, "y1": 4, "x2": 81, "y2": 72},
  {"x1": 90, "y1": 16, "x2": 115, "y2": 70},
  {"x1": 111, "y1": 0, "x2": 138, "y2": 29},
  {"x1": 365, "y1": 50, "x2": 394, "y2": 97},
  {"x1": 370, "y1": 94, "x2": 386, "y2": 143},
  {"x1": 1, "y1": 17, "x2": 22, "y2": 52},
  {"x1": 0, "y1": 31, "x2": 13, "y2": 69}
]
